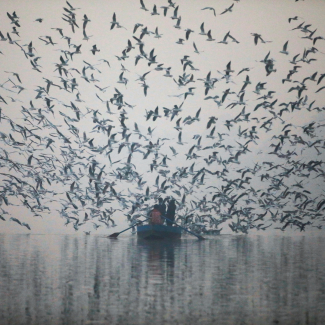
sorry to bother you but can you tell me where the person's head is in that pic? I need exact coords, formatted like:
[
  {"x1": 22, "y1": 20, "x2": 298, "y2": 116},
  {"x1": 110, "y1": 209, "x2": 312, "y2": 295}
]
[
  {"x1": 154, "y1": 204, "x2": 160, "y2": 210},
  {"x1": 158, "y1": 198, "x2": 163, "y2": 203}
]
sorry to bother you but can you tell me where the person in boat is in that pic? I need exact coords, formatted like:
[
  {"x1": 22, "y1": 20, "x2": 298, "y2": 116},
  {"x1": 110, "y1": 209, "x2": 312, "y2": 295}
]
[
  {"x1": 166, "y1": 199, "x2": 176, "y2": 227},
  {"x1": 158, "y1": 197, "x2": 166, "y2": 217},
  {"x1": 149, "y1": 204, "x2": 164, "y2": 225}
]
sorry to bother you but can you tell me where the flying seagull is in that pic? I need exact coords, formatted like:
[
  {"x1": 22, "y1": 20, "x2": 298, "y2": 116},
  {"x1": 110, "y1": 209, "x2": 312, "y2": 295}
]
[{"x1": 201, "y1": 7, "x2": 216, "y2": 16}]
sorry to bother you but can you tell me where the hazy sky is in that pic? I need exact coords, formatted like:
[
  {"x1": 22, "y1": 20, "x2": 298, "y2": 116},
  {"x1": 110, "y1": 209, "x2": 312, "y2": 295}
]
[{"x1": 0, "y1": 0, "x2": 325, "y2": 235}]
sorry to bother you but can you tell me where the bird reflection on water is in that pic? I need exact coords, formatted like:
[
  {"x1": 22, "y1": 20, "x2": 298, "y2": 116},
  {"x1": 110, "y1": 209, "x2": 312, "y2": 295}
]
[{"x1": 0, "y1": 234, "x2": 325, "y2": 325}]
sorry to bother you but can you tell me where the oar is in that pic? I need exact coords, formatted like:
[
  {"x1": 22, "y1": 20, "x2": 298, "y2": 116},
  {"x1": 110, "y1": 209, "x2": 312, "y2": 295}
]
[
  {"x1": 161, "y1": 216, "x2": 205, "y2": 240},
  {"x1": 108, "y1": 217, "x2": 150, "y2": 238}
]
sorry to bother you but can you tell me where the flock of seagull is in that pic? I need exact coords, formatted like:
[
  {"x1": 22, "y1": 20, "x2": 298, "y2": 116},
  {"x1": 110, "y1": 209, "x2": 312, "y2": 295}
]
[{"x1": 0, "y1": 0, "x2": 325, "y2": 235}]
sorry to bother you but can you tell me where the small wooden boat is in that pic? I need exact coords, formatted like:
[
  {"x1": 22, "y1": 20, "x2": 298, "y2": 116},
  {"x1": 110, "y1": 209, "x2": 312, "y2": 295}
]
[{"x1": 137, "y1": 224, "x2": 182, "y2": 240}]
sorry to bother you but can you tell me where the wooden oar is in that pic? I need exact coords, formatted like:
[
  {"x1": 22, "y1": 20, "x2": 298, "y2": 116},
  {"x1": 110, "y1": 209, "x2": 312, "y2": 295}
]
[
  {"x1": 161, "y1": 216, "x2": 205, "y2": 240},
  {"x1": 108, "y1": 217, "x2": 150, "y2": 238}
]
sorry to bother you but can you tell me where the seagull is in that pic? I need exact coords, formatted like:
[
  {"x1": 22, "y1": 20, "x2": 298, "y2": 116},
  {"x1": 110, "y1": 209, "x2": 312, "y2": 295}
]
[
  {"x1": 199, "y1": 23, "x2": 207, "y2": 36},
  {"x1": 168, "y1": 0, "x2": 176, "y2": 8},
  {"x1": 280, "y1": 41, "x2": 289, "y2": 55},
  {"x1": 177, "y1": 131, "x2": 187, "y2": 145},
  {"x1": 288, "y1": 16, "x2": 301, "y2": 23},
  {"x1": 193, "y1": 42, "x2": 202, "y2": 54},
  {"x1": 90, "y1": 45, "x2": 100, "y2": 55},
  {"x1": 110, "y1": 12, "x2": 118, "y2": 30},
  {"x1": 154, "y1": 27, "x2": 162, "y2": 39},
  {"x1": 66, "y1": 1, "x2": 80, "y2": 11},
  {"x1": 24, "y1": 41, "x2": 35, "y2": 57},
  {"x1": 82, "y1": 29, "x2": 92, "y2": 41},
  {"x1": 201, "y1": 7, "x2": 216, "y2": 16},
  {"x1": 160, "y1": 6, "x2": 169, "y2": 16},
  {"x1": 0, "y1": 31, "x2": 7, "y2": 41},
  {"x1": 133, "y1": 23, "x2": 143, "y2": 34},
  {"x1": 117, "y1": 72, "x2": 128, "y2": 85},
  {"x1": 174, "y1": 16, "x2": 181, "y2": 29},
  {"x1": 228, "y1": 33, "x2": 240, "y2": 44},
  {"x1": 4, "y1": 71, "x2": 21, "y2": 83},
  {"x1": 164, "y1": 67, "x2": 173, "y2": 77},
  {"x1": 82, "y1": 14, "x2": 91, "y2": 30},
  {"x1": 7, "y1": 32, "x2": 17, "y2": 45},
  {"x1": 95, "y1": 85, "x2": 109, "y2": 93},
  {"x1": 7, "y1": 12, "x2": 20, "y2": 27},
  {"x1": 206, "y1": 30, "x2": 215, "y2": 41},
  {"x1": 170, "y1": 5, "x2": 179, "y2": 19},
  {"x1": 22, "y1": 222, "x2": 31, "y2": 230},
  {"x1": 237, "y1": 67, "x2": 253, "y2": 75},
  {"x1": 140, "y1": 0, "x2": 149, "y2": 11},
  {"x1": 218, "y1": 31, "x2": 230, "y2": 44},
  {"x1": 311, "y1": 34, "x2": 324, "y2": 45},
  {"x1": 220, "y1": 3, "x2": 234, "y2": 15},
  {"x1": 10, "y1": 217, "x2": 22, "y2": 225},
  {"x1": 183, "y1": 87, "x2": 195, "y2": 99},
  {"x1": 136, "y1": 71, "x2": 150, "y2": 82},
  {"x1": 170, "y1": 146, "x2": 178, "y2": 156},
  {"x1": 151, "y1": 4, "x2": 160, "y2": 15},
  {"x1": 316, "y1": 86, "x2": 325, "y2": 93},
  {"x1": 141, "y1": 82, "x2": 149, "y2": 96},
  {"x1": 125, "y1": 39, "x2": 134, "y2": 52},
  {"x1": 185, "y1": 29, "x2": 194, "y2": 40},
  {"x1": 12, "y1": 27, "x2": 20, "y2": 37},
  {"x1": 251, "y1": 33, "x2": 265, "y2": 45}
]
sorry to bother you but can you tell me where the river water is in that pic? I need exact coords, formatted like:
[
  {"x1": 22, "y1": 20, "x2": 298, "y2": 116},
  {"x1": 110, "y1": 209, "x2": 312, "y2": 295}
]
[{"x1": 0, "y1": 234, "x2": 324, "y2": 325}]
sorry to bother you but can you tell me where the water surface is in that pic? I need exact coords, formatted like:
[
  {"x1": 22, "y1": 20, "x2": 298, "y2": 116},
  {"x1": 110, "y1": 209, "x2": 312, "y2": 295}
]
[{"x1": 0, "y1": 234, "x2": 324, "y2": 325}]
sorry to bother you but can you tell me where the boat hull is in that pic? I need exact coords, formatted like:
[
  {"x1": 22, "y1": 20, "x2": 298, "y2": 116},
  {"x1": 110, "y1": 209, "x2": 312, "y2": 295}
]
[{"x1": 137, "y1": 225, "x2": 182, "y2": 240}]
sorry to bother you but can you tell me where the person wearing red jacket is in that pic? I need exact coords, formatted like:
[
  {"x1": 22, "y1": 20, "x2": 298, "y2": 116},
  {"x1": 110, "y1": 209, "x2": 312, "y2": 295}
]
[{"x1": 149, "y1": 204, "x2": 163, "y2": 225}]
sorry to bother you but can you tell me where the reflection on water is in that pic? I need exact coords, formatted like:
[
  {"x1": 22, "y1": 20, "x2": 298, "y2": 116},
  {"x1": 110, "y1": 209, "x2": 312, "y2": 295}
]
[{"x1": 0, "y1": 234, "x2": 325, "y2": 325}]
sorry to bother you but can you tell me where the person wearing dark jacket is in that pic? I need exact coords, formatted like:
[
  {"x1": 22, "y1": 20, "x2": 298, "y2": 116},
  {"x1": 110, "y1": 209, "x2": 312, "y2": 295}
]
[
  {"x1": 166, "y1": 199, "x2": 176, "y2": 226},
  {"x1": 158, "y1": 197, "x2": 166, "y2": 216}
]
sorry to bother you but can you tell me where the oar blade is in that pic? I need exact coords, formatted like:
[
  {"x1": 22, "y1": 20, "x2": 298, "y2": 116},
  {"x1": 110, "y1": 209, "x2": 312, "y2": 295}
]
[
  {"x1": 108, "y1": 232, "x2": 120, "y2": 238},
  {"x1": 107, "y1": 218, "x2": 150, "y2": 238},
  {"x1": 162, "y1": 215, "x2": 206, "y2": 240}
]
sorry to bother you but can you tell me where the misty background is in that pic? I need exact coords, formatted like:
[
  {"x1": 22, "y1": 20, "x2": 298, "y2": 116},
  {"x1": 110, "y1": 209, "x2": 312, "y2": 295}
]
[{"x1": 0, "y1": 0, "x2": 325, "y2": 235}]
